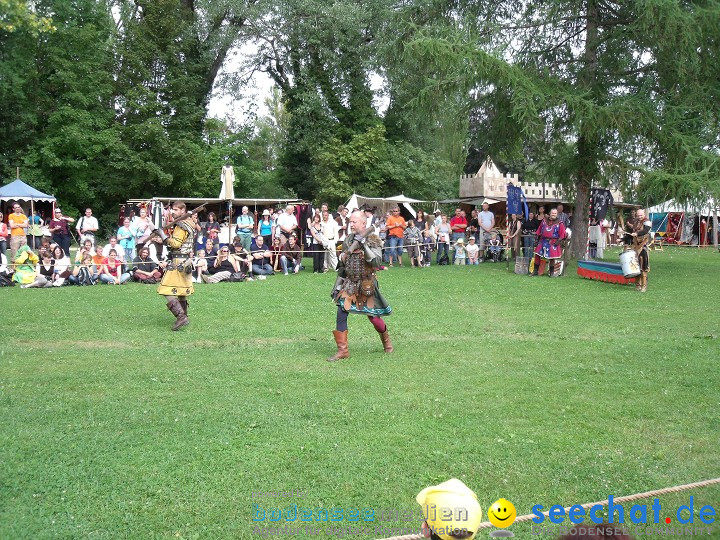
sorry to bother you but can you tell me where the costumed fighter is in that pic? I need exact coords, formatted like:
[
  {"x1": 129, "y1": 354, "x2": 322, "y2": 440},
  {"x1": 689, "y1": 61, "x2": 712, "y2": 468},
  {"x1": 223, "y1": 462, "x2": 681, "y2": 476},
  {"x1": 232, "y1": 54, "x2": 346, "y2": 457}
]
[
  {"x1": 328, "y1": 210, "x2": 392, "y2": 362},
  {"x1": 624, "y1": 208, "x2": 651, "y2": 292},
  {"x1": 149, "y1": 201, "x2": 200, "y2": 330},
  {"x1": 530, "y1": 208, "x2": 566, "y2": 277}
]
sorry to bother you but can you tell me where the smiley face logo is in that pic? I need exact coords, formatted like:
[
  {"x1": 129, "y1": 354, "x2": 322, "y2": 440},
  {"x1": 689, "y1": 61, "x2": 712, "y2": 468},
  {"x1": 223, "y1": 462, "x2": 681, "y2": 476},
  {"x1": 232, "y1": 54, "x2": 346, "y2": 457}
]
[{"x1": 487, "y1": 498, "x2": 516, "y2": 529}]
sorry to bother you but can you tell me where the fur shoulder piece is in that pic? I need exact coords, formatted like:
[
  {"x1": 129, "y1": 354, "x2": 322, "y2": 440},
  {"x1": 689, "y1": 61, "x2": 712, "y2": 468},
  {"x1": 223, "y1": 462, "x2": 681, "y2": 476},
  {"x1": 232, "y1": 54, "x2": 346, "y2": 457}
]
[
  {"x1": 364, "y1": 232, "x2": 382, "y2": 249},
  {"x1": 177, "y1": 219, "x2": 195, "y2": 233}
]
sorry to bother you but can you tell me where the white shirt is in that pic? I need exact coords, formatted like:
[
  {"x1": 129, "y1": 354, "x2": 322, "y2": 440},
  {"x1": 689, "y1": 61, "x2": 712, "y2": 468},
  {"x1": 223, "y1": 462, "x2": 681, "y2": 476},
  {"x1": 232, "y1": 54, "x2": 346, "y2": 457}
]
[
  {"x1": 76, "y1": 216, "x2": 99, "y2": 234},
  {"x1": 479, "y1": 210, "x2": 495, "y2": 231},
  {"x1": 466, "y1": 244, "x2": 480, "y2": 258},
  {"x1": 277, "y1": 212, "x2": 298, "y2": 234},
  {"x1": 148, "y1": 243, "x2": 168, "y2": 263},
  {"x1": 103, "y1": 244, "x2": 126, "y2": 261},
  {"x1": 321, "y1": 217, "x2": 339, "y2": 241}
]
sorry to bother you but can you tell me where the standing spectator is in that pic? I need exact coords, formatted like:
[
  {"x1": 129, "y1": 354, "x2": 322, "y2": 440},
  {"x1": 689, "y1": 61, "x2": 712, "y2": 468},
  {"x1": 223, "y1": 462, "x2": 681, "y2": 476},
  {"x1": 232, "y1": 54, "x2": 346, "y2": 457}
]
[
  {"x1": 131, "y1": 206, "x2": 152, "y2": 247},
  {"x1": 414, "y1": 210, "x2": 429, "y2": 235},
  {"x1": 321, "y1": 209, "x2": 339, "y2": 271},
  {"x1": 403, "y1": 219, "x2": 422, "y2": 267},
  {"x1": 453, "y1": 238, "x2": 467, "y2": 265},
  {"x1": 522, "y1": 211, "x2": 539, "y2": 257},
  {"x1": 258, "y1": 209, "x2": 274, "y2": 246},
  {"x1": 0, "y1": 211, "x2": 8, "y2": 260},
  {"x1": 506, "y1": 213, "x2": 522, "y2": 258},
  {"x1": 8, "y1": 203, "x2": 28, "y2": 260},
  {"x1": 537, "y1": 205, "x2": 546, "y2": 223},
  {"x1": 276, "y1": 205, "x2": 298, "y2": 246},
  {"x1": 99, "y1": 249, "x2": 131, "y2": 284},
  {"x1": 556, "y1": 203, "x2": 570, "y2": 228},
  {"x1": 204, "y1": 212, "x2": 221, "y2": 247},
  {"x1": 103, "y1": 236, "x2": 125, "y2": 262},
  {"x1": 308, "y1": 214, "x2": 325, "y2": 273},
  {"x1": 280, "y1": 235, "x2": 302, "y2": 275},
  {"x1": 250, "y1": 236, "x2": 274, "y2": 277},
  {"x1": 467, "y1": 208, "x2": 479, "y2": 243},
  {"x1": 450, "y1": 207, "x2": 467, "y2": 243},
  {"x1": 335, "y1": 206, "x2": 350, "y2": 242},
  {"x1": 466, "y1": 236, "x2": 480, "y2": 264},
  {"x1": 132, "y1": 246, "x2": 162, "y2": 283},
  {"x1": 28, "y1": 210, "x2": 44, "y2": 249},
  {"x1": 433, "y1": 209, "x2": 442, "y2": 227},
  {"x1": 377, "y1": 211, "x2": 389, "y2": 263},
  {"x1": 48, "y1": 208, "x2": 74, "y2": 257},
  {"x1": 478, "y1": 202, "x2": 495, "y2": 260},
  {"x1": 76, "y1": 208, "x2": 99, "y2": 246},
  {"x1": 117, "y1": 217, "x2": 136, "y2": 261},
  {"x1": 235, "y1": 206, "x2": 254, "y2": 250},
  {"x1": 385, "y1": 206, "x2": 407, "y2": 266},
  {"x1": 435, "y1": 214, "x2": 451, "y2": 264}
]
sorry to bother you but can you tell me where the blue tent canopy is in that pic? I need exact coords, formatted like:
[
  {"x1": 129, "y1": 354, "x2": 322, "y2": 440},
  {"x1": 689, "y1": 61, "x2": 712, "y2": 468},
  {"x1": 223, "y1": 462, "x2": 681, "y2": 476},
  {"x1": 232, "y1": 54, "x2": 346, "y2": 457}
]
[{"x1": 0, "y1": 179, "x2": 56, "y2": 202}]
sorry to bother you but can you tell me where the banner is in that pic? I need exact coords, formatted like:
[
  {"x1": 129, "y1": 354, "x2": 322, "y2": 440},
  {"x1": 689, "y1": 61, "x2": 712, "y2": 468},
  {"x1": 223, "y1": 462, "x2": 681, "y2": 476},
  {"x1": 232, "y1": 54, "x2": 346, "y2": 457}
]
[
  {"x1": 590, "y1": 188, "x2": 613, "y2": 221},
  {"x1": 507, "y1": 184, "x2": 528, "y2": 219}
]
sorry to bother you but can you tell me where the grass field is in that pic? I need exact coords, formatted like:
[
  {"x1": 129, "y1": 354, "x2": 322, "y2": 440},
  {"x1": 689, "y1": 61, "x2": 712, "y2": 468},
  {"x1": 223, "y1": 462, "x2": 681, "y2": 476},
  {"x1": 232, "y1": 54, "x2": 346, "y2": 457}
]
[{"x1": 1, "y1": 247, "x2": 719, "y2": 539}]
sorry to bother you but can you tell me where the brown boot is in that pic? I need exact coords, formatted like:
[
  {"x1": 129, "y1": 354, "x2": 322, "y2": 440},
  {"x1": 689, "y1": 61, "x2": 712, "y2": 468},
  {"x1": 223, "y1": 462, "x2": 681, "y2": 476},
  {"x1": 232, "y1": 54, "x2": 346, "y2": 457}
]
[
  {"x1": 167, "y1": 298, "x2": 189, "y2": 330},
  {"x1": 327, "y1": 330, "x2": 349, "y2": 362},
  {"x1": 379, "y1": 329, "x2": 393, "y2": 353},
  {"x1": 179, "y1": 297, "x2": 188, "y2": 315}
]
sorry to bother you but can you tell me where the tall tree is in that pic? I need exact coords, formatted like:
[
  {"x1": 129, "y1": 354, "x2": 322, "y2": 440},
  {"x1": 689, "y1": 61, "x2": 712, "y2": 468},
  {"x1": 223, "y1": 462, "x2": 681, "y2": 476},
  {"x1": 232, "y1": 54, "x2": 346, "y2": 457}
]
[{"x1": 404, "y1": 0, "x2": 720, "y2": 257}]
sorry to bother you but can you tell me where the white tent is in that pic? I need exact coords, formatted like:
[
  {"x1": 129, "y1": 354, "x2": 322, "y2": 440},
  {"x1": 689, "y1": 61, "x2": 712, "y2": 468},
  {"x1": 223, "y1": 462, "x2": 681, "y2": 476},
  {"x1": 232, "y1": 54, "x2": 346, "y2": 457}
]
[
  {"x1": 647, "y1": 198, "x2": 719, "y2": 214},
  {"x1": 344, "y1": 193, "x2": 427, "y2": 217}
]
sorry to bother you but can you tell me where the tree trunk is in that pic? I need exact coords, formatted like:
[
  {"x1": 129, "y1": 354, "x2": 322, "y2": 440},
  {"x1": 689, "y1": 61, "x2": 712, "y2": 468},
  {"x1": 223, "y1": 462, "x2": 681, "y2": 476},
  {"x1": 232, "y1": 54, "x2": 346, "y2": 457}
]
[{"x1": 570, "y1": 0, "x2": 600, "y2": 259}]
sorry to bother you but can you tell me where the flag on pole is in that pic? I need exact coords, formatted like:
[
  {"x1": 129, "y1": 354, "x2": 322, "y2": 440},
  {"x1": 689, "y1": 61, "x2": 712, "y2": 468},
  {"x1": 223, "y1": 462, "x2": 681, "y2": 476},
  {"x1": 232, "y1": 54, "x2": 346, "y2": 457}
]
[{"x1": 507, "y1": 184, "x2": 528, "y2": 219}]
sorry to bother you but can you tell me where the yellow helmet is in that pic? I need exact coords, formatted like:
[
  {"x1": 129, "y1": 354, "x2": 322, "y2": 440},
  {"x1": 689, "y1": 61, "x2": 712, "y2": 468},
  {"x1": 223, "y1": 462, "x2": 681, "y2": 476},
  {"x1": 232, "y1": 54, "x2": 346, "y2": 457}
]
[{"x1": 416, "y1": 478, "x2": 482, "y2": 540}]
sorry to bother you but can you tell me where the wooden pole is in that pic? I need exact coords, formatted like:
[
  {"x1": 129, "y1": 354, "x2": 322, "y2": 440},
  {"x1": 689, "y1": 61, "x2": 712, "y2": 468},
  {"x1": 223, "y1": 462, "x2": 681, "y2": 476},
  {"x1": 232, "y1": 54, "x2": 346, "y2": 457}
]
[{"x1": 584, "y1": 189, "x2": 593, "y2": 260}]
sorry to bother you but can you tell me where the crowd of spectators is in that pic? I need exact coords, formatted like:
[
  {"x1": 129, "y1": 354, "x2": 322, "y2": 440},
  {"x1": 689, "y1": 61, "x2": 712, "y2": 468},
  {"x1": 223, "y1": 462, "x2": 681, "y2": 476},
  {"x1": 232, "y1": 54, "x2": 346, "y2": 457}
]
[{"x1": 0, "y1": 200, "x2": 587, "y2": 288}]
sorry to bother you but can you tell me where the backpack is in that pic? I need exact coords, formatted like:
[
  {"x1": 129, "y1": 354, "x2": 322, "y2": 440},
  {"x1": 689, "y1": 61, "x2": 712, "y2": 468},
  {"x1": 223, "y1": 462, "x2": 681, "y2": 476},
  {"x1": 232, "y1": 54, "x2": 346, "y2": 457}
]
[{"x1": 438, "y1": 253, "x2": 450, "y2": 265}]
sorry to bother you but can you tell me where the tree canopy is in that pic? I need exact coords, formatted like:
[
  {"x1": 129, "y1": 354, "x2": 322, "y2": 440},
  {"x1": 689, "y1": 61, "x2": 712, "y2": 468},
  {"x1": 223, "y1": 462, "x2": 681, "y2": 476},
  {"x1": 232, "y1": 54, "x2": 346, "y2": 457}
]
[{"x1": 1, "y1": 0, "x2": 718, "y2": 249}]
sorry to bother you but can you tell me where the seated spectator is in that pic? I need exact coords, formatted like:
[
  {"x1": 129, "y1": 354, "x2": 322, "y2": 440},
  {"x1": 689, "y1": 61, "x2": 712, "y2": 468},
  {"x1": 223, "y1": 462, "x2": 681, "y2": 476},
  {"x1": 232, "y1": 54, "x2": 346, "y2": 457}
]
[
  {"x1": 269, "y1": 237, "x2": 283, "y2": 272},
  {"x1": 466, "y1": 236, "x2": 480, "y2": 265},
  {"x1": 21, "y1": 249, "x2": 56, "y2": 288},
  {"x1": 92, "y1": 245, "x2": 106, "y2": 268},
  {"x1": 147, "y1": 236, "x2": 168, "y2": 270},
  {"x1": 0, "y1": 251, "x2": 12, "y2": 283},
  {"x1": 12, "y1": 245, "x2": 38, "y2": 285},
  {"x1": 280, "y1": 235, "x2": 302, "y2": 275},
  {"x1": 202, "y1": 246, "x2": 236, "y2": 283},
  {"x1": 51, "y1": 245, "x2": 71, "y2": 285},
  {"x1": 102, "y1": 236, "x2": 125, "y2": 262},
  {"x1": 404, "y1": 219, "x2": 422, "y2": 267},
  {"x1": 192, "y1": 249, "x2": 208, "y2": 283},
  {"x1": 250, "y1": 235, "x2": 274, "y2": 277},
  {"x1": 100, "y1": 249, "x2": 131, "y2": 284},
  {"x1": 204, "y1": 238, "x2": 218, "y2": 259},
  {"x1": 230, "y1": 243, "x2": 253, "y2": 277},
  {"x1": 74, "y1": 239, "x2": 94, "y2": 263},
  {"x1": 454, "y1": 238, "x2": 467, "y2": 265},
  {"x1": 488, "y1": 232, "x2": 502, "y2": 262},
  {"x1": 132, "y1": 246, "x2": 162, "y2": 283},
  {"x1": 69, "y1": 254, "x2": 98, "y2": 286}
]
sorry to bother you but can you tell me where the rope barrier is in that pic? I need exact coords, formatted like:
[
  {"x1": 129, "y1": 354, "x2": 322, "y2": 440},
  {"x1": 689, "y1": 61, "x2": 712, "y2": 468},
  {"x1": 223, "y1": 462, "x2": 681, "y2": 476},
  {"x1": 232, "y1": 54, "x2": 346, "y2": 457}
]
[{"x1": 375, "y1": 478, "x2": 720, "y2": 540}]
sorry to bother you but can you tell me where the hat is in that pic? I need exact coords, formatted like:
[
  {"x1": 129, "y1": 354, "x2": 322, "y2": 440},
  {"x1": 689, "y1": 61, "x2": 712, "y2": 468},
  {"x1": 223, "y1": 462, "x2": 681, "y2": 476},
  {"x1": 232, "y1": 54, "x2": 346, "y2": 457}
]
[
  {"x1": 262, "y1": 209, "x2": 270, "y2": 216},
  {"x1": 416, "y1": 479, "x2": 482, "y2": 540},
  {"x1": 456, "y1": 238, "x2": 464, "y2": 244},
  {"x1": 468, "y1": 236, "x2": 476, "y2": 241},
  {"x1": 434, "y1": 210, "x2": 441, "y2": 215}
]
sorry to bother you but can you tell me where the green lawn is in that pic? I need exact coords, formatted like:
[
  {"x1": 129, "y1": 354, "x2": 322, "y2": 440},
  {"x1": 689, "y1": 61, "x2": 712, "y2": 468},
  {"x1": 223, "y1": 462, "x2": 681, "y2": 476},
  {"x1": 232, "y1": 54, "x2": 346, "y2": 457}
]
[{"x1": 1, "y1": 248, "x2": 719, "y2": 539}]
